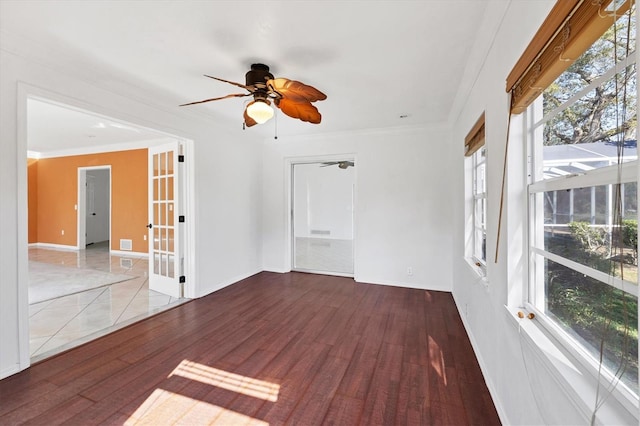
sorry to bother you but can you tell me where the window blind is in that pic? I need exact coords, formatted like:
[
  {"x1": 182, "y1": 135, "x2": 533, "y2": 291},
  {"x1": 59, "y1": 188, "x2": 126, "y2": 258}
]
[
  {"x1": 465, "y1": 112, "x2": 485, "y2": 156},
  {"x1": 506, "y1": 0, "x2": 631, "y2": 114}
]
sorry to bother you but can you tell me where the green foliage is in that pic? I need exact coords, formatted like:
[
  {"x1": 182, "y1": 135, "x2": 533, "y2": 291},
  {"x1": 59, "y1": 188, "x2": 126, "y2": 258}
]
[
  {"x1": 622, "y1": 219, "x2": 638, "y2": 264},
  {"x1": 568, "y1": 221, "x2": 609, "y2": 254},
  {"x1": 545, "y1": 232, "x2": 638, "y2": 391},
  {"x1": 542, "y1": 14, "x2": 637, "y2": 146}
]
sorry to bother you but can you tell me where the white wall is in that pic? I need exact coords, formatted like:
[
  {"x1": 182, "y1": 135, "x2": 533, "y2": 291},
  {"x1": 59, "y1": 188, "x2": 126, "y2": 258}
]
[
  {"x1": 450, "y1": 1, "x2": 637, "y2": 425},
  {"x1": 0, "y1": 34, "x2": 263, "y2": 379},
  {"x1": 293, "y1": 163, "x2": 354, "y2": 240},
  {"x1": 262, "y1": 125, "x2": 453, "y2": 291}
]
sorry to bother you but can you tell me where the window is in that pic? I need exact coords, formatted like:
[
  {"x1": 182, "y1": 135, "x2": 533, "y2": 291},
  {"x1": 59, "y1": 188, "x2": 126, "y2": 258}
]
[
  {"x1": 524, "y1": 2, "x2": 638, "y2": 401},
  {"x1": 472, "y1": 147, "x2": 487, "y2": 265},
  {"x1": 466, "y1": 113, "x2": 487, "y2": 268}
]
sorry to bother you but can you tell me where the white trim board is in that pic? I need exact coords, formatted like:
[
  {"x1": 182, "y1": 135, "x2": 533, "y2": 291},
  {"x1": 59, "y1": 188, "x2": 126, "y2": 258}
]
[{"x1": 110, "y1": 250, "x2": 148, "y2": 258}]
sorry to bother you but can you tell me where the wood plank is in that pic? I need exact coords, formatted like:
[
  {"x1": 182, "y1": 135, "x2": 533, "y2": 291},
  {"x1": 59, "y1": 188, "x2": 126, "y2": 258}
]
[
  {"x1": 257, "y1": 342, "x2": 332, "y2": 424},
  {"x1": 21, "y1": 395, "x2": 95, "y2": 426},
  {"x1": 360, "y1": 343, "x2": 404, "y2": 425},
  {"x1": 322, "y1": 394, "x2": 364, "y2": 425},
  {"x1": 284, "y1": 355, "x2": 350, "y2": 425}
]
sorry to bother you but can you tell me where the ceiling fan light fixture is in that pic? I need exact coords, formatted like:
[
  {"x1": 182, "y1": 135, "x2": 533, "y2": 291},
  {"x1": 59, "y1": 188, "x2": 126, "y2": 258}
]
[{"x1": 246, "y1": 99, "x2": 274, "y2": 124}]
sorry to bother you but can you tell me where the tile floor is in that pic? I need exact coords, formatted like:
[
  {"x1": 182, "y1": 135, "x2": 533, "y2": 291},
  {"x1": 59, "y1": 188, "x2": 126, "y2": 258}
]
[
  {"x1": 29, "y1": 242, "x2": 185, "y2": 362},
  {"x1": 293, "y1": 237, "x2": 354, "y2": 274}
]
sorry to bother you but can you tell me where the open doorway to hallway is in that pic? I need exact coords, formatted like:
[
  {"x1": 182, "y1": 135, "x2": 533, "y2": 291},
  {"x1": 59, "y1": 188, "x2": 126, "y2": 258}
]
[{"x1": 291, "y1": 160, "x2": 355, "y2": 276}]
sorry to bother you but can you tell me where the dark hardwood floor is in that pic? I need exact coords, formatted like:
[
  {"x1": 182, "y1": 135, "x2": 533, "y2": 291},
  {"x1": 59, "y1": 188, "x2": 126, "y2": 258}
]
[{"x1": 0, "y1": 272, "x2": 501, "y2": 425}]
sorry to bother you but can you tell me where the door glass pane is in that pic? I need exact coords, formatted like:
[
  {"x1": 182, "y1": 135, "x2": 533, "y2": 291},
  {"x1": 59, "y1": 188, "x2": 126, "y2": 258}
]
[
  {"x1": 154, "y1": 228, "x2": 160, "y2": 250},
  {"x1": 168, "y1": 228, "x2": 174, "y2": 252},
  {"x1": 292, "y1": 162, "x2": 355, "y2": 274},
  {"x1": 153, "y1": 154, "x2": 160, "y2": 177},
  {"x1": 168, "y1": 151, "x2": 174, "y2": 175},
  {"x1": 160, "y1": 152, "x2": 166, "y2": 175},
  {"x1": 154, "y1": 203, "x2": 159, "y2": 225},
  {"x1": 168, "y1": 254, "x2": 175, "y2": 278},
  {"x1": 168, "y1": 177, "x2": 174, "y2": 200},
  {"x1": 153, "y1": 178, "x2": 159, "y2": 200},
  {"x1": 160, "y1": 177, "x2": 166, "y2": 200}
]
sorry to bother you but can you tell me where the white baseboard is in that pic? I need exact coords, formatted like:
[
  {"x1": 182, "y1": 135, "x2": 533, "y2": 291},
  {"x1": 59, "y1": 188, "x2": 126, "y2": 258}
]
[
  {"x1": 196, "y1": 268, "x2": 262, "y2": 298},
  {"x1": 29, "y1": 242, "x2": 78, "y2": 251},
  {"x1": 262, "y1": 267, "x2": 290, "y2": 274},
  {"x1": 452, "y1": 293, "x2": 509, "y2": 426},
  {"x1": 110, "y1": 250, "x2": 148, "y2": 258},
  {"x1": 354, "y1": 275, "x2": 451, "y2": 292},
  {"x1": 0, "y1": 364, "x2": 21, "y2": 381}
]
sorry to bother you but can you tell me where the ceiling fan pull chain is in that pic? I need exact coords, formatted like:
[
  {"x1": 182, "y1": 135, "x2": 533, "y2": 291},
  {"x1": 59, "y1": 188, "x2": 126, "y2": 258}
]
[{"x1": 274, "y1": 110, "x2": 278, "y2": 140}]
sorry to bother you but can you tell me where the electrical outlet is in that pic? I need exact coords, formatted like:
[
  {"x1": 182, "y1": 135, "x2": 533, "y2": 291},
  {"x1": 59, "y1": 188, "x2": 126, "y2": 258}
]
[
  {"x1": 143, "y1": 235, "x2": 147, "y2": 241},
  {"x1": 407, "y1": 266, "x2": 413, "y2": 276},
  {"x1": 61, "y1": 229, "x2": 64, "y2": 236}
]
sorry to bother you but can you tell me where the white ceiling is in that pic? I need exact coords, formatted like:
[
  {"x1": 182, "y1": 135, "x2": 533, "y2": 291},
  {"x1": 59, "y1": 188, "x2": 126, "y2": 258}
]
[
  {"x1": 27, "y1": 99, "x2": 169, "y2": 155},
  {"x1": 1, "y1": 0, "x2": 501, "y2": 152}
]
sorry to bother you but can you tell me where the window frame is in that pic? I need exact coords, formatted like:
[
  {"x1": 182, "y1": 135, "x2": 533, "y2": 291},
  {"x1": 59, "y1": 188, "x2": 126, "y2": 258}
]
[
  {"x1": 472, "y1": 146, "x2": 488, "y2": 267},
  {"x1": 524, "y1": 43, "x2": 639, "y2": 409}
]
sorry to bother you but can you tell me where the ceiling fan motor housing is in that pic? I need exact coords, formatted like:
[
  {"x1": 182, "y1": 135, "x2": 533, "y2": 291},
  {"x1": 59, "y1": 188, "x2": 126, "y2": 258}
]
[{"x1": 246, "y1": 63, "x2": 274, "y2": 89}]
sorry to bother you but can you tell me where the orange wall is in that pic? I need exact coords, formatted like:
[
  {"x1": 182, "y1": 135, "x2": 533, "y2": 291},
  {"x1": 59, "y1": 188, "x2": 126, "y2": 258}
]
[
  {"x1": 32, "y1": 149, "x2": 148, "y2": 252},
  {"x1": 27, "y1": 159, "x2": 38, "y2": 243}
]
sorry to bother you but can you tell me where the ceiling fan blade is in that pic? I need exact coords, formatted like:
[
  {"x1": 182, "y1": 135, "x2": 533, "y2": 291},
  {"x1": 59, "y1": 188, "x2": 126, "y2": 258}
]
[
  {"x1": 268, "y1": 78, "x2": 327, "y2": 103},
  {"x1": 275, "y1": 98, "x2": 322, "y2": 124},
  {"x1": 179, "y1": 92, "x2": 251, "y2": 107},
  {"x1": 243, "y1": 105, "x2": 258, "y2": 127},
  {"x1": 204, "y1": 75, "x2": 254, "y2": 91}
]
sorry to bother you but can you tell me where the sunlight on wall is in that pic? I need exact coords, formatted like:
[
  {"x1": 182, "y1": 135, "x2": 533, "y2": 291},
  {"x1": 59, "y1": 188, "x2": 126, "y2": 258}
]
[{"x1": 170, "y1": 359, "x2": 280, "y2": 402}]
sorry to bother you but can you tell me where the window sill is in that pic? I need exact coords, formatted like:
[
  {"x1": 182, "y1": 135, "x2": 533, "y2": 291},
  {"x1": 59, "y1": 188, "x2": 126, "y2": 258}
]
[
  {"x1": 464, "y1": 257, "x2": 489, "y2": 286},
  {"x1": 503, "y1": 305, "x2": 639, "y2": 425}
]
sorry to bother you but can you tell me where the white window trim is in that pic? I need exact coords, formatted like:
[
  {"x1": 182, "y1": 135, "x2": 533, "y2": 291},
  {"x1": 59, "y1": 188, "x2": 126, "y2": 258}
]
[
  {"x1": 473, "y1": 147, "x2": 488, "y2": 268},
  {"x1": 466, "y1": 145, "x2": 488, "y2": 281},
  {"x1": 504, "y1": 305, "x2": 639, "y2": 424},
  {"x1": 521, "y1": 33, "x2": 640, "y2": 415}
]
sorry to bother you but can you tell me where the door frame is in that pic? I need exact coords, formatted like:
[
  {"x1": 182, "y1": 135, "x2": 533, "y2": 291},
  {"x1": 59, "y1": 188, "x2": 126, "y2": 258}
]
[
  {"x1": 286, "y1": 154, "x2": 357, "y2": 277},
  {"x1": 77, "y1": 166, "x2": 112, "y2": 250},
  {"x1": 17, "y1": 83, "x2": 197, "y2": 373}
]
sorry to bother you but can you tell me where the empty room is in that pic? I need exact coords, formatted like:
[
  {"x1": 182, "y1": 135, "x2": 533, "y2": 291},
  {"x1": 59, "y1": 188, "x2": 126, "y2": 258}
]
[{"x1": 0, "y1": 1, "x2": 638, "y2": 425}]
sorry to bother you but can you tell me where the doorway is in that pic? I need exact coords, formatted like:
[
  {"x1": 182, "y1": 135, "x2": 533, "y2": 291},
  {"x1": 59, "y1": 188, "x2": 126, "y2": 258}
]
[
  {"x1": 24, "y1": 94, "x2": 195, "y2": 363},
  {"x1": 78, "y1": 167, "x2": 111, "y2": 250},
  {"x1": 291, "y1": 160, "x2": 355, "y2": 276}
]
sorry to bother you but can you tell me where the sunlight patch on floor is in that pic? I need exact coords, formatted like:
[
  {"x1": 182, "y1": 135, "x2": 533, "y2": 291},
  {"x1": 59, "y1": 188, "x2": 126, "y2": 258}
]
[
  {"x1": 428, "y1": 335, "x2": 447, "y2": 385},
  {"x1": 170, "y1": 359, "x2": 280, "y2": 402},
  {"x1": 126, "y1": 388, "x2": 269, "y2": 425}
]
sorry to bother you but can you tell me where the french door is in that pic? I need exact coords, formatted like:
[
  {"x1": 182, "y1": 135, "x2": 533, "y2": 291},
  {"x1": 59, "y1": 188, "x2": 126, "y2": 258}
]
[{"x1": 148, "y1": 142, "x2": 182, "y2": 298}]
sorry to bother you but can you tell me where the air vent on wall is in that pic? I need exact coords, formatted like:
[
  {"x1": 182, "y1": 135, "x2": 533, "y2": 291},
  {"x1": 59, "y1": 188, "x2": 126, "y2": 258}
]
[{"x1": 120, "y1": 239, "x2": 132, "y2": 251}]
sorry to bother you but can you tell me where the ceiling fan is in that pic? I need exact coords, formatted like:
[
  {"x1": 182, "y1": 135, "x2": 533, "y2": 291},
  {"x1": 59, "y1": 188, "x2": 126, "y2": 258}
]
[
  {"x1": 180, "y1": 63, "x2": 326, "y2": 127},
  {"x1": 321, "y1": 161, "x2": 354, "y2": 169}
]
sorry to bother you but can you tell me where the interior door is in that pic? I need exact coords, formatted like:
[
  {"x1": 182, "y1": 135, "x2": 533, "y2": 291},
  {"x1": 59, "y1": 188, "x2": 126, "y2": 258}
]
[
  {"x1": 148, "y1": 142, "x2": 182, "y2": 298},
  {"x1": 85, "y1": 174, "x2": 97, "y2": 245}
]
